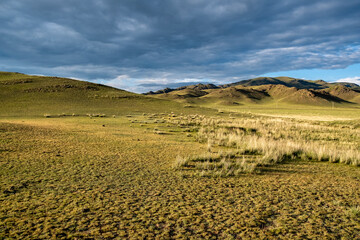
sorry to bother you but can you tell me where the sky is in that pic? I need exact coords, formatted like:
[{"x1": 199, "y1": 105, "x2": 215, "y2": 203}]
[{"x1": 1, "y1": 0, "x2": 360, "y2": 93}]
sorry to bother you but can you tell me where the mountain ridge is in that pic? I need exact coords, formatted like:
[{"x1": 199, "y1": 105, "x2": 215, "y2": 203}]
[
  {"x1": 145, "y1": 76, "x2": 359, "y2": 95},
  {"x1": 147, "y1": 77, "x2": 360, "y2": 106}
]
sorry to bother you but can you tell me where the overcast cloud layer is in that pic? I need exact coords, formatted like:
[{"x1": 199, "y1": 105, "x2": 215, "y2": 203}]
[{"x1": 1, "y1": 0, "x2": 360, "y2": 92}]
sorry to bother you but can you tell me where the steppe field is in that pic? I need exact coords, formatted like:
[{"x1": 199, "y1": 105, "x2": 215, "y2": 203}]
[{"x1": 1, "y1": 73, "x2": 360, "y2": 239}]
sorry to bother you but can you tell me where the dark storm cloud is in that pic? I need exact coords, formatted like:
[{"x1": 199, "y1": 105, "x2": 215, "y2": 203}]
[{"x1": 1, "y1": 0, "x2": 360, "y2": 92}]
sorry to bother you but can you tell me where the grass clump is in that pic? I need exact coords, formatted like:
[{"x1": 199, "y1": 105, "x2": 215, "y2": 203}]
[
  {"x1": 173, "y1": 155, "x2": 190, "y2": 169},
  {"x1": 176, "y1": 152, "x2": 259, "y2": 176},
  {"x1": 346, "y1": 206, "x2": 360, "y2": 220},
  {"x1": 196, "y1": 157, "x2": 258, "y2": 177}
]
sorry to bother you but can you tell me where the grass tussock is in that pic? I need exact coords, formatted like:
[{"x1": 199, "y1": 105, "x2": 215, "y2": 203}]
[
  {"x1": 197, "y1": 157, "x2": 258, "y2": 177},
  {"x1": 172, "y1": 114, "x2": 360, "y2": 176},
  {"x1": 175, "y1": 151, "x2": 259, "y2": 176},
  {"x1": 346, "y1": 206, "x2": 360, "y2": 220},
  {"x1": 173, "y1": 155, "x2": 190, "y2": 169}
]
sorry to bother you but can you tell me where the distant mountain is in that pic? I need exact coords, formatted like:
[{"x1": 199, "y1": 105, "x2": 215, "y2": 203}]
[
  {"x1": 309, "y1": 80, "x2": 360, "y2": 89},
  {"x1": 219, "y1": 77, "x2": 325, "y2": 89},
  {"x1": 148, "y1": 76, "x2": 360, "y2": 106},
  {"x1": 144, "y1": 83, "x2": 219, "y2": 95},
  {"x1": 147, "y1": 77, "x2": 359, "y2": 95}
]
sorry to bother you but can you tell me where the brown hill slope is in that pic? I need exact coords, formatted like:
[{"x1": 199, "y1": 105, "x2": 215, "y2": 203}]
[
  {"x1": 324, "y1": 85, "x2": 360, "y2": 102},
  {"x1": 254, "y1": 84, "x2": 298, "y2": 98},
  {"x1": 281, "y1": 89, "x2": 349, "y2": 105},
  {"x1": 202, "y1": 87, "x2": 269, "y2": 103}
]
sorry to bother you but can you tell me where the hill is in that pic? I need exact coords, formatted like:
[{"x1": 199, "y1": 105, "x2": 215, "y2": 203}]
[
  {"x1": 201, "y1": 87, "x2": 270, "y2": 105},
  {"x1": 149, "y1": 76, "x2": 360, "y2": 107},
  {"x1": 219, "y1": 76, "x2": 325, "y2": 89},
  {"x1": 324, "y1": 85, "x2": 360, "y2": 103},
  {"x1": 0, "y1": 72, "x2": 212, "y2": 117}
]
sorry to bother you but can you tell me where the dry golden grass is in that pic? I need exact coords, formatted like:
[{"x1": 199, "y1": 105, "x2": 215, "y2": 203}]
[
  {"x1": 182, "y1": 114, "x2": 360, "y2": 168},
  {"x1": 1, "y1": 113, "x2": 360, "y2": 239}
]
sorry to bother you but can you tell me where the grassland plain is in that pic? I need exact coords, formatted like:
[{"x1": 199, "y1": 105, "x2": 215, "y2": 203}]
[
  {"x1": 1, "y1": 112, "x2": 360, "y2": 239},
  {"x1": 1, "y1": 72, "x2": 360, "y2": 239}
]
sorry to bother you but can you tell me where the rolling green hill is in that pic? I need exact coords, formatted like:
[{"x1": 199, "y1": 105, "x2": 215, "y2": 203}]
[{"x1": 0, "y1": 72, "x2": 212, "y2": 117}]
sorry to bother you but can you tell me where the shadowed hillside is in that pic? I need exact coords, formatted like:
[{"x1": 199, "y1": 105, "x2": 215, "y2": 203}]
[
  {"x1": 201, "y1": 87, "x2": 270, "y2": 104},
  {"x1": 324, "y1": 85, "x2": 360, "y2": 103}
]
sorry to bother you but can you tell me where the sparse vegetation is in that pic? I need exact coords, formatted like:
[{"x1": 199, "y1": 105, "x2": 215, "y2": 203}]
[
  {"x1": 173, "y1": 155, "x2": 190, "y2": 168},
  {"x1": 169, "y1": 114, "x2": 359, "y2": 176}
]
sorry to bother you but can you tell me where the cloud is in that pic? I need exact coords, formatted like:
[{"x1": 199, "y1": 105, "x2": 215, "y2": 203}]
[
  {"x1": 1, "y1": 0, "x2": 360, "y2": 92},
  {"x1": 336, "y1": 77, "x2": 360, "y2": 85}
]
